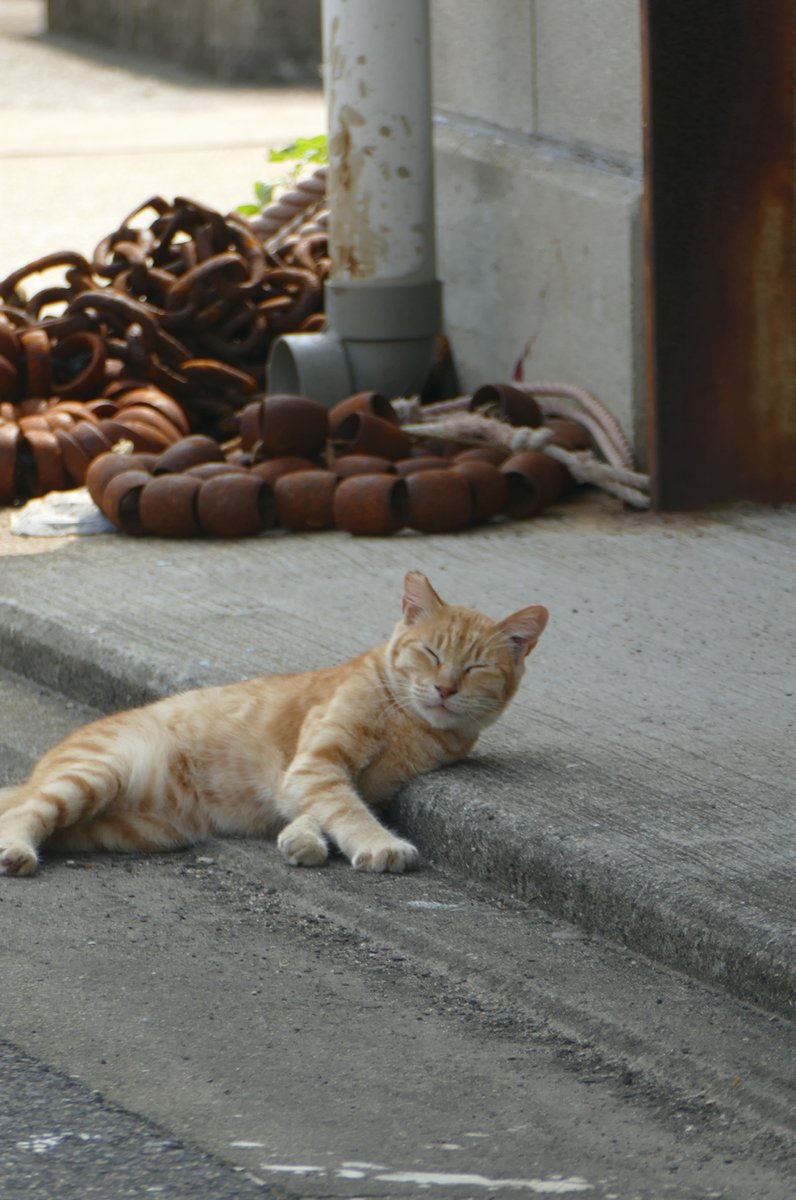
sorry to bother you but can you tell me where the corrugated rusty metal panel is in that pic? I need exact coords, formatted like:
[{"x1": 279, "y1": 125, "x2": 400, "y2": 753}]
[{"x1": 643, "y1": 0, "x2": 796, "y2": 508}]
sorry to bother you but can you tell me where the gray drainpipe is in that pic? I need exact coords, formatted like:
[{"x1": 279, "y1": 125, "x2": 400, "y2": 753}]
[{"x1": 266, "y1": 0, "x2": 442, "y2": 405}]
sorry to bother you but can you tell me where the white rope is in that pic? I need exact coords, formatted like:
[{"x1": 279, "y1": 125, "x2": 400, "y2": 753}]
[
  {"x1": 519, "y1": 381, "x2": 634, "y2": 469},
  {"x1": 253, "y1": 167, "x2": 328, "y2": 246},
  {"x1": 401, "y1": 413, "x2": 651, "y2": 509}
]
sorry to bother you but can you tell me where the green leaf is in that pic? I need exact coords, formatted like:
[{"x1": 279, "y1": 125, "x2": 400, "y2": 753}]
[
  {"x1": 267, "y1": 134, "x2": 328, "y2": 165},
  {"x1": 239, "y1": 134, "x2": 328, "y2": 213},
  {"x1": 236, "y1": 203, "x2": 261, "y2": 216},
  {"x1": 254, "y1": 180, "x2": 276, "y2": 204}
]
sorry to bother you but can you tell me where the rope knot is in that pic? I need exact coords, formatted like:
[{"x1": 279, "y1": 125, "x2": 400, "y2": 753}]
[{"x1": 509, "y1": 426, "x2": 553, "y2": 453}]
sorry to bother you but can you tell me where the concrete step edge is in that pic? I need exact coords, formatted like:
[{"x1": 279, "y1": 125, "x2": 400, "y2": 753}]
[{"x1": 393, "y1": 782, "x2": 795, "y2": 1022}]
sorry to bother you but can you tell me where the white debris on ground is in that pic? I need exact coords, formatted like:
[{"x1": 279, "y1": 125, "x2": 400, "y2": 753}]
[{"x1": 9, "y1": 489, "x2": 116, "y2": 537}]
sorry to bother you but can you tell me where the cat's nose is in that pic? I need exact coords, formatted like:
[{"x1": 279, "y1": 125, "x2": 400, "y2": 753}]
[{"x1": 436, "y1": 682, "x2": 458, "y2": 700}]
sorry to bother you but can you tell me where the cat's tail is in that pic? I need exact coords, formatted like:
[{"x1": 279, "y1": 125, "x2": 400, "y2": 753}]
[{"x1": 49, "y1": 811, "x2": 192, "y2": 854}]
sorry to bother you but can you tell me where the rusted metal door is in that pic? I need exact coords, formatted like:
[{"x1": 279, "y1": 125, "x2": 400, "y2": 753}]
[{"x1": 642, "y1": 0, "x2": 796, "y2": 507}]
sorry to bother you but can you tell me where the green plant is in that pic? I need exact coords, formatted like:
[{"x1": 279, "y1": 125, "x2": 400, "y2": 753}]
[{"x1": 238, "y1": 135, "x2": 328, "y2": 216}]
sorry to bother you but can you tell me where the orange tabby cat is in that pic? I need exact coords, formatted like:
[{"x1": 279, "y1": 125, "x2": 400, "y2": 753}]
[{"x1": 0, "y1": 571, "x2": 547, "y2": 877}]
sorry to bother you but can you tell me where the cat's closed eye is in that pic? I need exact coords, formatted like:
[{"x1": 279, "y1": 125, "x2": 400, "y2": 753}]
[{"x1": 423, "y1": 645, "x2": 441, "y2": 665}]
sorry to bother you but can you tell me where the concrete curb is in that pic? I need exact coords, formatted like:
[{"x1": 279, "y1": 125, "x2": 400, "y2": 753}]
[
  {"x1": 0, "y1": 601, "x2": 177, "y2": 712},
  {"x1": 393, "y1": 777, "x2": 795, "y2": 1021},
  {"x1": 2, "y1": 600, "x2": 792, "y2": 1022}
]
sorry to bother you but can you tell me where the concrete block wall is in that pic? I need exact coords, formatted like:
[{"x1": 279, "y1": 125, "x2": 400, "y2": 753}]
[
  {"x1": 47, "y1": 0, "x2": 645, "y2": 455},
  {"x1": 431, "y1": 0, "x2": 645, "y2": 456},
  {"x1": 46, "y1": 0, "x2": 322, "y2": 84}
]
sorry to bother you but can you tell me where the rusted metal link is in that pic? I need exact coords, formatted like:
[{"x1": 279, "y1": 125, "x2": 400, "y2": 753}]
[
  {"x1": 49, "y1": 331, "x2": 107, "y2": 399},
  {"x1": 180, "y1": 359, "x2": 258, "y2": 396},
  {"x1": 239, "y1": 394, "x2": 329, "y2": 460},
  {"x1": 0, "y1": 305, "x2": 32, "y2": 330},
  {"x1": 20, "y1": 329, "x2": 53, "y2": 399},
  {"x1": 286, "y1": 231, "x2": 331, "y2": 279},
  {"x1": 0, "y1": 194, "x2": 331, "y2": 509},
  {"x1": 0, "y1": 384, "x2": 185, "y2": 504},
  {"x1": 67, "y1": 290, "x2": 161, "y2": 347},
  {"x1": 298, "y1": 312, "x2": 327, "y2": 334},
  {"x1": 0, "y1": 252, "x2": 93, "y2": 308},
  {"x1": 200, "y1": 308, "x2": 270, "y2": 363}
]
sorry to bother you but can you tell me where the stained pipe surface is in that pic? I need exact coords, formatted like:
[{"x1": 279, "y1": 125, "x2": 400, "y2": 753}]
[{"x1": 267, "y1": 0, "x2": 441, "y2": 405}]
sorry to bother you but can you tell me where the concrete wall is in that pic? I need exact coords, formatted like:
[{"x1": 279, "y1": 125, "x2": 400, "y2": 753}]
[
  {"x1": 431, "y1": 0, "x2": 645, "y2": 456},
  {"x1": 48, "y1": 0, "x2": 645, "y2": 455},
  {"x1": 46, "y1": 0, "x2": 322, "y2": 84}
]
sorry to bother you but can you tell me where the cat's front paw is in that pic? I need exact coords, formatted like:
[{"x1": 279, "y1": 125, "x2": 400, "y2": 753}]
[
  {"x1": 352, "y1": 835, "x2": 419, "y2": 874},
  {"x1": 277, "y1": 818, "x2": 329, "y2": 868},
  {"x1": 0, "y1": 842, "x2": 38, "y2": 877}
]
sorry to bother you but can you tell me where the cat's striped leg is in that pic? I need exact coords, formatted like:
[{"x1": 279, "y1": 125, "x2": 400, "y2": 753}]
[
  {"x1": 0, "y1": 752, "x2": 123, "y2": 877},
  {"x1": 278, "y1": 755, "x2": 418, "y2": 873},
  {"x1": 0, "y1": 784, "x2": 65, "y2": 877},
  {"x1": 0, "y1": 786, "x2": 39, "y2": 876}
]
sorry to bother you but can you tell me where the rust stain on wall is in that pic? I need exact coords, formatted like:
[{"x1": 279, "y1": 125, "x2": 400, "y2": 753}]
[{"x1": 644, "y1": 0, "x2": 796, "y2": 506}]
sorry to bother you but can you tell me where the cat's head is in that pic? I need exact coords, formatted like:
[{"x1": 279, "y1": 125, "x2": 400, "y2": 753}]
[{"x1": 385, "y1": 570, "x2": 548, "y2": 733}]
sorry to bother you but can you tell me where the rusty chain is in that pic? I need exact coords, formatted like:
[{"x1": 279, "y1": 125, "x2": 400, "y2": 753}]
[
  {"x1": 0, "y1": 183, "x2": 636, "y2": 530},
  {"x1": 0, "y1": 196, "x2": 329, "y2": 505}
]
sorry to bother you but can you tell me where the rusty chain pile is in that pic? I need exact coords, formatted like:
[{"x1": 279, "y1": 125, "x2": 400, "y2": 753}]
[
  {"x1": 0, "y1": 176, "x2": 644, "y2": 530},
  {"x1": 82, "y1": 388, "x2": 592, "y2": 539},
  {"x1": 0, "y1": 195, "x2": 329, "y2": 505}
]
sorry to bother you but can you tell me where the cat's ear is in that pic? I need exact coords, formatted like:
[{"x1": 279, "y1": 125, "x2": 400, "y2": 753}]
[
  {"x1": 403, "y1": 571, "x2": 445, "y2": 624},
  {"x1": 497, "y1": 605, "x2": 549, "y2": 661}
]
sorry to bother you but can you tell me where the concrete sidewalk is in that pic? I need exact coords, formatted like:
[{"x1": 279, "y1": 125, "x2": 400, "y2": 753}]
[
  {"x1": 1, "y1": 500, "x2": 794, "y2": 1024},
  {"x1": 0, "y1": 0, "x2": 794, "y2": 1027}
]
